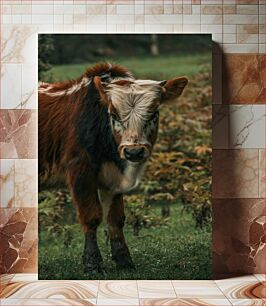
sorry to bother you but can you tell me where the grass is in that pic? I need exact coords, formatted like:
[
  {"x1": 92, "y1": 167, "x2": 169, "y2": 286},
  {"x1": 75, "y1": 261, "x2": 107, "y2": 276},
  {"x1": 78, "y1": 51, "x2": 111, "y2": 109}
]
[
  {"x1": 39, "y1": 204, "x2": 211, "y2": 280},
  {"x1": 44, "y1": 53, "x2": 211, "y2": 82}
]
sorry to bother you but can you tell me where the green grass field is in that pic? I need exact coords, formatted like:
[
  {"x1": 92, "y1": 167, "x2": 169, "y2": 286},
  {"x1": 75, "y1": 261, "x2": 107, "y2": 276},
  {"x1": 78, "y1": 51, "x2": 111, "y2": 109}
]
[
  {"x1": 44, "y1": 53, "x2": 211, "y2": 82},
  {"x1": 39, "y1": 204, "x2": 211, "y2": 280},
  {"x1": 39, "y1": 52, "x2": 212, "y2": 280}
]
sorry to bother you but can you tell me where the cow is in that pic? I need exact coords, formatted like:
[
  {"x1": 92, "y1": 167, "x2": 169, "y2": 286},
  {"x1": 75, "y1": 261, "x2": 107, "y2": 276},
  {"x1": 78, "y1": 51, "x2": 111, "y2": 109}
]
[{"x1": 38, "y1": 62, "x2": 188, "y2": 274}]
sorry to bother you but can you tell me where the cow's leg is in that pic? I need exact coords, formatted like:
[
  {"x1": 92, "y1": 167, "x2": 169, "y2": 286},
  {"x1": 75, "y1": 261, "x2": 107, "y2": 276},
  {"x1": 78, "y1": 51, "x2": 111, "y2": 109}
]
[
  {"x1": 107, "y1": 194, "x2": 135, "y2": 269},
  {"x1": 68, "y1": 171, "x2": 104, "y2": 274},
  {"x1": 81, "y1": 195, "x2": 104, "y2": 274}
]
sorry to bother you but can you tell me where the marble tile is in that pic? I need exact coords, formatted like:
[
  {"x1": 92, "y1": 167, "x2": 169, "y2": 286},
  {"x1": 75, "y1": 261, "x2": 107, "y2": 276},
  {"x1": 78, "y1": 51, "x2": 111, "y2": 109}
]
[
  {"x1": 1, "y1": 64, "x2": 22, "y2": 109},
  {"x1": 116, "y1": 24, "x2": 135, "y2": 32},
  {"x1": 86, "y1": 4, "x2": 106, "y2": 15},
  {"x1": 212, "y1": 105, "x2": 229, "y2": 149},
  {"x1": 258, "y1": 44, "x2": 265, "y2": 54},
  {"x1": 223, "y1": 33, "x2": 236, "y2": 43},
  {"x1": 73, "y1": 5, "x2": 86, "y2": 14},
  {"x1": 182, "y1": 24, "x2": 200, "y2": 33},
  {"x1": 229, "y1": 300, "x2": 266, "y2": 306},
  {"x1": 201, "y1": 15, "x2": 223, "y2": 25},
  {"x1": 144, "y1": 14, "x2": 182, "y2": 24},
  {"x1": 164, "y1": 4, "x2": 174, "y2": 14},
  {"x1": 32, "y1": 15, "x2": 54, "y2": 25},
  {"x1": 225, "y1": 44, "x2": 259, "y2": 53},
  {"x1": 0, "y1": 299, "x2": 96, "y2": 305},
  {"x1": 172, "y1": 280, "x2": 224, "y2": 298},
  {"x1": 138, "y1": 281, "x2": 176, "y2": 298},
  {"x1": 0, "y1": 160, "x2": 15, "y2": 208},
  {"x1": 201, "y1": 24, "x2": 223, "y2": 33},
  {"x1": 201, "y1": 0, "x2": 223, "y2": 3},
  {"x1": 173, "y1": 5, "x2": 183, "y2": 14},
  {"x1": 222, "y1": 55, "x2": 264, "y2": 104},
  {"x1": 21, "y1": 63, "x2": 38, "y2": 109},
  {"x1": 0, "y1": 110, "x2": 37, "y2": 159},
  {"x1": 236, "y1": 0, "x2": 259, "y2": 4},
  {"x1": 223, "y1": 14, "x2": 258, "y2": 25},
  {"x1": 0, "y1": 274, "x2": 14, "y2": 295},
  {"x1": 107, "y1": 14, "x2": 134, "y2": 25},
  {"x1": 14, "y1": 160, "x2": 37, "y2": 207},
  {"x1": 11, "y1": 274, "x2": 38, "y2": 282},
  {"x1": 0, "y1": 208, "x2": 38, "y2": 274},
  {"x1": 222, "y1": 25, "x2": 237, "y2": 34},
  {"x1": 223, "y1": 5, "x2": 237, "y2": 15},
  {"x1": 183, "y1": 15, "x2": 201, "y2": 24},
  {"x1": 259, "y1": 34, "x2": 265, "y2": 44},
  {"x1": 1, "y1": 25, "x2": 38, "y2": 64},
  {"x1": 229, "y1": 105, "x2": 265, "y2": 149},
  {"x1": 182, "y1": 5, "x2": 192, "y2": 14},
  {"x1": 135, "y1": 15, "x2": 144, "y2": 24},
  {"x1": 212, "y1": 149, "x2": 259, "y2": 198},
  {"x1": 32, "y1": 4, "x2": 54, "y2": 14},
  {"x1": 237, "y1": 25, "x2": 259, "y2": 34},
  {"x1": 1, "y1": 281, "x2": 99, "y2": 299},
  {"x1": 107, "y1": 0, "x2": 134, "y2": 3},
  {"x1": 98, "y1": 281, "x2": 138, "y2": 299},
  {"x1": 259, "y1": 150, "x2": 266, "y2": 198},
  {"x1": 0, "y1": 159, "x2": 37, "y2": 208},
  {"x1": 237, "y1": 34, "x2": 259, "y2": 44},
  {"x1": 144, "y1": 24, "x2": 173, "y2": 32},
  {"x1": 215, "y1": 276, "x2": 265, "y2": 299},
  {"x1": 139, "y1": 298, "x2": 232, "y2": 305},
  {"x1": 183, "y1": 24, "x2": 201, "y2": 32},
  {"x1": 144, "y1": 5, "x2": 164, "y2": 15},
  {"x1": 236, "y1": 4, "x2": 259, "y2": 14},
  {"x1": 96, "y1": 299, "x2": 139, "y2": 305},
  {"x1": 201, "y1": 5, "x2": 223, "y2": 14},
  {"x1": 213, "y1": 199, "x2": 266, "y2": 276},
  {"x1": 254, "y1": 274, "x2": 266, "y2": 283}
]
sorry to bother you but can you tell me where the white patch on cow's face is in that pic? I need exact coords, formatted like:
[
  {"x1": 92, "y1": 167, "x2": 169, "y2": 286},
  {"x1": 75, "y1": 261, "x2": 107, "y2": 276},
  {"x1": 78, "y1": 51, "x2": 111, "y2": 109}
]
[{"x1": 107, "y1": 80, "x2": 161, "y2": 160}]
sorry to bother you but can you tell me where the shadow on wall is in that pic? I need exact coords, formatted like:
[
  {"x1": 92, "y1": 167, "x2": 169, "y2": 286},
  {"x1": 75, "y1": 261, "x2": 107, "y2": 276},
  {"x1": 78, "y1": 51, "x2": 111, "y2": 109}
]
[{"x1": 212, "y1": 42, "x2": 266, "y2": 279}]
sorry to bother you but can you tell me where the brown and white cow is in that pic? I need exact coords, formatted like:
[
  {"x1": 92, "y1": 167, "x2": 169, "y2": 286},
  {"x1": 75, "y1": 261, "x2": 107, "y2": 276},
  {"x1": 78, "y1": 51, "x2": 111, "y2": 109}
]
[{"x1": 38, "y1": 63, "x2": 188, "y2": 273}]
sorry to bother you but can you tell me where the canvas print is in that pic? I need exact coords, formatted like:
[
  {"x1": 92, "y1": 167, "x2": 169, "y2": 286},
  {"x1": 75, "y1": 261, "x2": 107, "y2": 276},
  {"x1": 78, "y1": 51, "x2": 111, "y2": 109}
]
[{"x1": 38, "y1": 34, "x2": 212, "y2": 280}]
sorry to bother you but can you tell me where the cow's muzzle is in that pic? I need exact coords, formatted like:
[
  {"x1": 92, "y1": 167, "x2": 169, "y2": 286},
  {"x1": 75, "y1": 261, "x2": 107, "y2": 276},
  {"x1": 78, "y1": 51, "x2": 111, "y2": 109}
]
[{"x1": 120, "y1": 145, "x2": 151, "y2": 163}]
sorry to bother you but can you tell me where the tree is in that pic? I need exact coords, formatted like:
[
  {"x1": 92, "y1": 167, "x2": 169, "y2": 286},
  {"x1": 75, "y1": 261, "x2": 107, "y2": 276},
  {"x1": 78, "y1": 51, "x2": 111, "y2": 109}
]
[
  {"x1": 150, "y1": 34, "x2": 159, "y2": 56},
  {"x1": 38, "y1": 35, "x2": 54, "y2": 80}
]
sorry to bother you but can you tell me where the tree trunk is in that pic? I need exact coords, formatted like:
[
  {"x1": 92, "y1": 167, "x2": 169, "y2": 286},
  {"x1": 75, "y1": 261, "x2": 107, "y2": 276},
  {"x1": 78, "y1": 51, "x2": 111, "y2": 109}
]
[{"x1": 150, "y1": 34, "x2": 159, "y2": 56}]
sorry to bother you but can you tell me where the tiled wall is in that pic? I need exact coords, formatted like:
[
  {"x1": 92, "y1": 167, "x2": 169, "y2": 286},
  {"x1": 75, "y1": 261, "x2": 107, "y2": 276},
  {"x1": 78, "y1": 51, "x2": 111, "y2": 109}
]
[{"x1": 0, "y1": 0, "x2": 265, "y2": 278}]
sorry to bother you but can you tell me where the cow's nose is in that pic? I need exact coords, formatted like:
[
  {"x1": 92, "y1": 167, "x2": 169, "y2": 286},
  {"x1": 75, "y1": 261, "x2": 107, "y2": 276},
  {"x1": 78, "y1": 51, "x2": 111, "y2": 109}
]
[{"x1": 124, "y1": 147, "x2": 145, "y2": 162}]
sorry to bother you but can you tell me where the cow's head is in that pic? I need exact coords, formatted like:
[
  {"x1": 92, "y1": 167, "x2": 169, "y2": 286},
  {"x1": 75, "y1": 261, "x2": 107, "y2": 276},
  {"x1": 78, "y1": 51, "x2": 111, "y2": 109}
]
[{"x1": 94, "y1": 76, "x2": 188, "y2": 163}]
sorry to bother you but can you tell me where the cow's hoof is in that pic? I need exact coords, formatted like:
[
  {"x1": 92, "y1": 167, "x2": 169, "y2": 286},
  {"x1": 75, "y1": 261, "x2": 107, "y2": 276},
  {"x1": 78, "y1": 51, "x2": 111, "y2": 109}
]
[
  {"x1": 111, "y1": 239, "x2": 135, "y2": 270},
  {"x1": 116, "y1": 258, "x2": 136, "y2": 270},
  {"x1": 84, "y1": 262, "x2": 107, "y2": 275}
]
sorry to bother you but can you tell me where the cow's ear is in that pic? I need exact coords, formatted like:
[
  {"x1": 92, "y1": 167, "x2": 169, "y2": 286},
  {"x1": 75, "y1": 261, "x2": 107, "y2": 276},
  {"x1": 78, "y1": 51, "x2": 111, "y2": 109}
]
[
  {"x1": 94, "y1": 76, "x2": 109, "y2": 104},
  {"x1": 160, "y1": 77, "x2": 188, "y2": 104}
]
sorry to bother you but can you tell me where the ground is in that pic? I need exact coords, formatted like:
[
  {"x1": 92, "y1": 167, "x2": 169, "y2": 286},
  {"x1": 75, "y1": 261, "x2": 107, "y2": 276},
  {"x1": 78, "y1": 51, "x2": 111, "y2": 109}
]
[{"x1": 39, "y1": 204, "x2": 211, "y2": 280}]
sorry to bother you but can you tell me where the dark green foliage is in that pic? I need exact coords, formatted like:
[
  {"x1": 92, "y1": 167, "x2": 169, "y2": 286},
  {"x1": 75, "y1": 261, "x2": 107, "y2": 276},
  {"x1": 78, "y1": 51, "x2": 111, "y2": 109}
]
[
  {"x1": 47, "y1": 34, "x2": 211, "y2": 65},
  {"x1": 124, "y1": 195, "x2": 169, "y2": 236},
  {"x1": 138, "y1": 63, "x2": 212, "y2": 228},
  {"x1": 38, "y1": 34, "x2": 54, "y2": 80}
]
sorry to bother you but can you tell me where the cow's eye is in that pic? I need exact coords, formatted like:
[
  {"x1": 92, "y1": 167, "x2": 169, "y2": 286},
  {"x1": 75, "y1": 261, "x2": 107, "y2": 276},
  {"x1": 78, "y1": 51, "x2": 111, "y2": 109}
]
[
  {"x1": 111, "y1": 113, "x2": 120, "y2": 122},
  {"x1": 111, "y1": 113, "x2": 123, "y2": 127}
]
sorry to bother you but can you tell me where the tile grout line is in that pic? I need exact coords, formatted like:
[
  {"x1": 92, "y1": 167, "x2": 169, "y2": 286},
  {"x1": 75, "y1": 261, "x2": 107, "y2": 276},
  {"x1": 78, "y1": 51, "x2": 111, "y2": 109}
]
[{"x1": 136, "y1": 279, "x2": 140, "y2": 305}]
